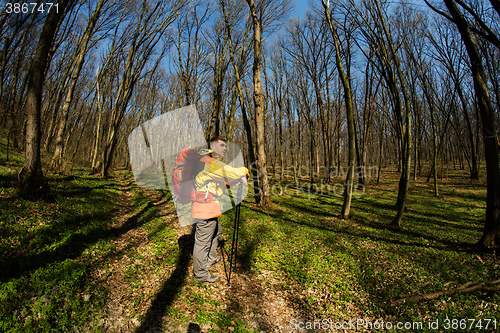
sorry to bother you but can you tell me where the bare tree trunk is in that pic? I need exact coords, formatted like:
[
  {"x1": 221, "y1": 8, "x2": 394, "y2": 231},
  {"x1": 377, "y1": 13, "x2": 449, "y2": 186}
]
[
  {"x1": 71, "y1": 93, "x2": 96, "y2": 164},
  {"x1": 295, "y1": 76, "x2": 315, "y2": 185},
  {"x1": 226, "y1": 88, "x2": 238, "y2": 142},
  {"x1": 443, "y1": 0, "x2": 500, "y2": 249},
  {"x1": 279, "y1": 94, "x2": 284, "y2": 182},
  {"x1": 51, "y1": 0, "x2": 106, "y2": 172},
  {"x1": 174, "y1": 4, "x2": 210, "y2": 107},
  {"x1": 100, "y1": 0, "x2": 181, "y2": 178},
  {"x1": 286, "y1": 97, "x2": 297, "y2": 183},
  {"x1": 429, "y1": 95, "x2": 439, "y2": 196},
  {"x1": 209, "y1": 35, "x2": 227, "y2": 139},
  {"x1": 458, "y1": 86, "x2": 480, "y2": 180},
  {"x1": 90, "y1": 10, "x2": 124, "y2": 174},
  {"x1": 377, "y1": 101, "x2": 386, "y2": 185},
  {"x1": 376, "y1": 4, "x2": 412, "y2": 227},
  {"x1": 100, "y1": 43, "x2": 137, "y2": 178},
  {"x1": 429, "y1": 25, "x2": 481, "y2": 180},
  {"x1": 246, "y1": 0, "x2": 270, "y2": 207},
  {"x1": 322, "y1": 0, "x2": 355, "y2": 219},
  {"x1": 221, "y1": 0, "x2": 260, "y2": 199},
  {"x1": 357, "y1": 0, "x2": 412, "y2": 227},
  {"x1": 18, "y1": 0, "x2": 73, "y2": 200},
  {"x1": 91, "y1": 67, "x2": 104, "y2": 172}
]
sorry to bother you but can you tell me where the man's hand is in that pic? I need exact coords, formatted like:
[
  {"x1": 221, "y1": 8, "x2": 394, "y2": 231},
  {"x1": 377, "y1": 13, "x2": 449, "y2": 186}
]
[{"x1": 241, "y1": 176, "x2": 247, "y2": 184}]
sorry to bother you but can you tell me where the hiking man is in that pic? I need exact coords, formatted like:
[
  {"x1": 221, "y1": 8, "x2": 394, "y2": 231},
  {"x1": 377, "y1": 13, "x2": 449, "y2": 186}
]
[{"x1": 192, "y1": 136, "x2": 248, "y2": 283}]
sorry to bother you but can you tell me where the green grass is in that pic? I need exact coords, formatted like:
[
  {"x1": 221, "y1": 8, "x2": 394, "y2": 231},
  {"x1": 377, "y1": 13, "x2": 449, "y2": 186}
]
[
  {"x1": 224, "y1": 172, "x2": 498, "y2": 332},
  {"x1": 0, "y1": 134, "x2": 175, "y2": 331},
  {"x1": 1, "y1": 132, "x2": 498, "y2": 332}
]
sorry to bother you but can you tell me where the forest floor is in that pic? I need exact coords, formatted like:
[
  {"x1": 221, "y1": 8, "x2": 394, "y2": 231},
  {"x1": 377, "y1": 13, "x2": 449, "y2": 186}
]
[{"x1": 1, "y1": 139, "x2": 500, "y2": 332}]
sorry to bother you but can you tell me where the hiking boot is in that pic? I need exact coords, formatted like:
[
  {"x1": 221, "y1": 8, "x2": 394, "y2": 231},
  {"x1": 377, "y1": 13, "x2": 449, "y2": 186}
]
[
  {"x1": 207, "y1": 256, "x2": 221, "y2": 269},
  {"x1": 195, "y1": 275, "x2": 221, "y2": 283}
]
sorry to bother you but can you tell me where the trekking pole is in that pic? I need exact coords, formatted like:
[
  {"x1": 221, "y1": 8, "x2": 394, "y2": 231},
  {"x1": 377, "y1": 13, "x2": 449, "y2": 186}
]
[{"x1": 227, "y1": 182, "x2": 242, "y2": 286}]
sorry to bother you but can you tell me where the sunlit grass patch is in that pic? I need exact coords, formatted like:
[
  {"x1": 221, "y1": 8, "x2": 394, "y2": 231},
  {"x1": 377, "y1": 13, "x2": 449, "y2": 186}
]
[
  {"x1": 1, "y1": 155, "x2": 498, "y2": 332},
  {"x1": 0, "y1": 166, "x2": 166, "y2": 331},
  {"x1": 232, "y1": 168, "x2": 498, "y2": 331},
  {"x1": 0, "y1": 177, "x2": 119, "y2": 331}
]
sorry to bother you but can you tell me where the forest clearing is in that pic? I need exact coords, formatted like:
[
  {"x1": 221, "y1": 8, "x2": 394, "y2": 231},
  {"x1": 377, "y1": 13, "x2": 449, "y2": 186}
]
[
  {"x1": 1, "y1": 134, "x2": 499, "y2": 332},
  {"x1": 1, "y1": 0, "x2": 500, "y2": 331}
]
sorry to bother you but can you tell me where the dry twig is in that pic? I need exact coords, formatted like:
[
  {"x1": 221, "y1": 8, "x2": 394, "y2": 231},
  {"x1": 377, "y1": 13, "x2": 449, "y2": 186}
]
[{"x1": 392, "y1": 279, "x2": 500, "y2": 305}]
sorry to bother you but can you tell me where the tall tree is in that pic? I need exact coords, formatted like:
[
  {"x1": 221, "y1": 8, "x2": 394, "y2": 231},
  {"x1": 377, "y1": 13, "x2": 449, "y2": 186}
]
[
  {"x1": 429, "y1": 0, "x2": 500, "y2": 249},
  {"x1": 51, "y1": 0, "x2": 108, "y2": 172},
  {"x1": 173, "y1": 1, "x2": 212, "y2": 107},
  {"x1": 322, "y1": 0, "x2": 356, "y2": 219},
  {"x1": 428, "y1": 21, "x2": 480, "y2": 179},
  {"x1": 352, "y1": 0, "x2": 413, "y2": 227},
  {"x1": 18, "y1": 0, "x2": 75, "y2": 200},
  {"x1": 374, "y1": 0, "x2": 412, "y2": 228},
  {"x1": 245, "y1": 0, "x2": 270, "y2": 206},
  {"x1": 207, "y1": 10, "x2": 230, "y2": 139},
  {"x1": 220, "y1": 0, "x2": 260, "y2": 197},
  {"x1": 100, "y1": 0, "x2": 182, "y2": 178},
  {"x1": 281, "y1": 13, "x2": 334, "y2": 185}
]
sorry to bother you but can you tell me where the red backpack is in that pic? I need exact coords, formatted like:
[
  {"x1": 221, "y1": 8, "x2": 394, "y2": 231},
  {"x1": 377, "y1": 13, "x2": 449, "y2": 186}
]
[{"x1": 171, "y1": 148, "x2": 211, "y2": 204}]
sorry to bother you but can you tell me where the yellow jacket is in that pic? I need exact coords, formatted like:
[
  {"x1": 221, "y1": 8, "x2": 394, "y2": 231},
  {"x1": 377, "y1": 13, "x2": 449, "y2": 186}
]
[
  {"x1": 191, "y1": 151, "x2": 248, "y2": 219},
  {"x1": 194, "y1": 153, "x2": 248, "y2": 198}
]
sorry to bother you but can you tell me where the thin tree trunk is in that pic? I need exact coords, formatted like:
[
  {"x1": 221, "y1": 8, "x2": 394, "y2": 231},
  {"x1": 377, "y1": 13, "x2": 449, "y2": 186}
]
[
  {"x1": 100, "y1": 1, "x2": 180, "y2": 177},
  {"x1": 322, "y1": 0, "x2": 356, "y2": 219},
  {"x1": 226, "y1": 88, "x2": 238, "y2": 143},
  {"x1": 221, "y1": 0, "x2": 259, "y2": 198},
  {"x1": 369, "y1": 0, "x2": 412, "y2": 227},
  {"x1": 51, "y1": 0, "x2": 105, "y2": 172},
  {"x1": 71, "y1": 94, "x2": 96, "y2": 164},
  {"x1": 92, "y1": 67, "x2": 104, "y2": 172}
]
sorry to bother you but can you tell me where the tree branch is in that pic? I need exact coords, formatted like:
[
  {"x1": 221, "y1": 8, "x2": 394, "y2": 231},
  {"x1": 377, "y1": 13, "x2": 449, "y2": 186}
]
[
  {"x1": 424, "y1": 0, "x2": 455, "y2": 23},
  {"x1": 489, "y1": 0, "x2": 500, "y2": 17},
  {"x1": 392, "y1": 279, "x2": 500, "y2": 305},
  {"x1": 455, "y1": 0, "x2": 500, "y2": 49}
]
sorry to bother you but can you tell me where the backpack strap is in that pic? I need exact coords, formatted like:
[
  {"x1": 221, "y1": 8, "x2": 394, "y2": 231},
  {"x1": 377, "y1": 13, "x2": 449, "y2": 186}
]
[
  {"x1": 205, "y1": 182, "x2": 211, "y2": 199},
  {"x1": 174, "y1": 162, "x2": 186, "y2": 182},
  {"x1": 194, "y1": 153, "x2": 218, "y2": 202}
]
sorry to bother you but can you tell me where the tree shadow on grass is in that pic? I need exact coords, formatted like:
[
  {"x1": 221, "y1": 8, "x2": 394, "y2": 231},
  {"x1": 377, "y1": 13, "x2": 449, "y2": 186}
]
[
  {"x1": 135, "y1": 228, "x2": 195, "y2": 333},
  {"x1": 0, "y1": 201, "x2": 155, "y2": 283},
  {"x1": 0, "y1": 174, "x2": 17, "y2": 187},
  {"x1": 267, "y1": 213, "x2": 491, "y2": 324},
  {"x1": 321, "y1": 227, "x2": 498, "y2": 320},
  {"x1": 351, "y1": 218, "x2": 478, "y2": 252},
  {"x1": 187, "y1": 323, "x2": 201, "y2": 332},
  {"x1": 54, "y1": 182, "x2": 125, "y2": 198},
  {"x1": 270, "y1": 191, "x2": 480, "y2": 252},
  {"x1": 221, "y1": 208, "x2": 271, "y2": 275},
  {"x1": 264, "y1": 204, "x2": 474, "y2": 254},
  {"x1": 358, "y1": 196, "x2": 483, "y2": 233}
]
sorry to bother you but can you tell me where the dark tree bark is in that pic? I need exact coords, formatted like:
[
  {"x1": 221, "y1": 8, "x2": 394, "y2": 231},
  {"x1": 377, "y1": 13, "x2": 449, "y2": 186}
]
[
  {"x1": 18, "y1": 0, "x2": 74, "y2": 201},
  {"x1": 442, "y1": 0, "x2": 500, "y2": 249}
]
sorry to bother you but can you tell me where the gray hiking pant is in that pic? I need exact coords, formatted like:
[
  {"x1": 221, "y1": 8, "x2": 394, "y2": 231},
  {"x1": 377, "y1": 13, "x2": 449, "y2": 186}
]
[{"x1": 193, "y1": 217, "x2": 222, "y2": 280}]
